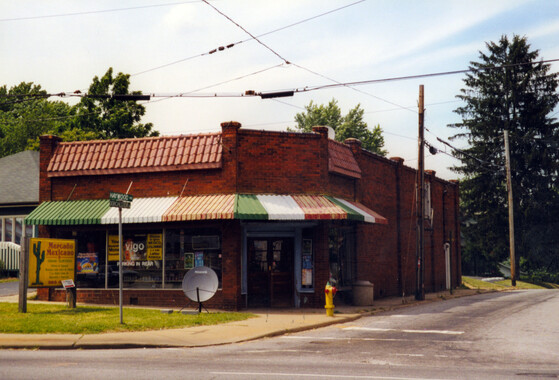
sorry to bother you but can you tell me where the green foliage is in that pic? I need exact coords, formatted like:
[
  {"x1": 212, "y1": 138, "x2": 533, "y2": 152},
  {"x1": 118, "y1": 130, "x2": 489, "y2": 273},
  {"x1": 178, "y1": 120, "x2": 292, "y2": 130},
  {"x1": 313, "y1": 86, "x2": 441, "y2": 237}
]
[
  {"x1": 0, "y1": 68, "x2": 159, "y2": 158},
  {"x1": 74, "y1": 67, "x2": 159, "y2": 139},
  {"x1": 0, "y1": 303, "x2": 253, "y2": 334},
  {"x1": 292, "y1": 99, "x2": 387, "y2": 155},
  {"x1": 451, "y1": 35, "x2": 559, "y2": 275}
]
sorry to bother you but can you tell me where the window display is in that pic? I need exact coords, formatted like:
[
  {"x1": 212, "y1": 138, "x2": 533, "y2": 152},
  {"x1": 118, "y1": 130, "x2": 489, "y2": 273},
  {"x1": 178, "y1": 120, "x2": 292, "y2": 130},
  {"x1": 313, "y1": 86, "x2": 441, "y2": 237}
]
[{"x1": 165, "y1": 228, "x2": 222, "y2": 288}]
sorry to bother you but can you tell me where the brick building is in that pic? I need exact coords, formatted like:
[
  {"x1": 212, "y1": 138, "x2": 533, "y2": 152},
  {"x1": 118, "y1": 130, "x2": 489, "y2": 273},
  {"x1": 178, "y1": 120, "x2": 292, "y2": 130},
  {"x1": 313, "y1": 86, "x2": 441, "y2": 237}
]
[{"x1": 29, "y1": 121, "x2": 461, "y2": 310}]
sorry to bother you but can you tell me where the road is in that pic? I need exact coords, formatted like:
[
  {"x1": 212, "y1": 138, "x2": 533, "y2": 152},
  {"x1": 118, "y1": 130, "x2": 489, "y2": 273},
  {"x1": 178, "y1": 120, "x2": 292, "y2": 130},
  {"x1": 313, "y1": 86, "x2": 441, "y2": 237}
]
[{"x1": 1, "y1": 290, "x2": 558, "y2": 380}]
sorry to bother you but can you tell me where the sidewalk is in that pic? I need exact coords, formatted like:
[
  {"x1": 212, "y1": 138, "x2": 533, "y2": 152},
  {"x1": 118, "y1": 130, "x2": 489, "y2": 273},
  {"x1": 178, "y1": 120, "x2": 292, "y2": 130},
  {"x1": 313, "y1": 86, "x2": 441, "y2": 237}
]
[{"x1": 0, "y1": 288, "x2": 487, "y2": 349}]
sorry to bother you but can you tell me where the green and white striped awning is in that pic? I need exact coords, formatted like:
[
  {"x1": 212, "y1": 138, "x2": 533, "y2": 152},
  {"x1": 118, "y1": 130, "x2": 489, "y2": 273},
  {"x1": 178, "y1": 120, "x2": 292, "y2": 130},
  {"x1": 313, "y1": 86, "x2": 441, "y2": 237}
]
[{"x1": 25, "y1": 194, "x2": 387, "y2": 226}]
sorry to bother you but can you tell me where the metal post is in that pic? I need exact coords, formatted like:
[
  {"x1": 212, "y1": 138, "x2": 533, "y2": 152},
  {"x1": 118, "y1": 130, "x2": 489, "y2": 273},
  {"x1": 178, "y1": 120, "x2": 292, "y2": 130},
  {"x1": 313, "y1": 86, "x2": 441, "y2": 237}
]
[
  {"x1": 416, "y1": 85, "x2": 425, "y2": 301},
  {"x1": 18, "y1": 237, "x2": 28, "y2": 313},
  {"x1": 118, "y1": 206, "x2": 124, "y2": 324},
  {"x1": 504, "y1": 130, "x2": 516, "y2": 286}
]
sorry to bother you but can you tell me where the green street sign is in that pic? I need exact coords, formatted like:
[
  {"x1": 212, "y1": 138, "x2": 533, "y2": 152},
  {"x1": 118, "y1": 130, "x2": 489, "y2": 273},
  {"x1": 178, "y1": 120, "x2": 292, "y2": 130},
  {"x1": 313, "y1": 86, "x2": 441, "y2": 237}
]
[
  {"x1": 109, "y1": 200, "x2": 131, "y2": 209},
  {"x1": 109, "y1": 192, "x2": 133, "y2": 202}
]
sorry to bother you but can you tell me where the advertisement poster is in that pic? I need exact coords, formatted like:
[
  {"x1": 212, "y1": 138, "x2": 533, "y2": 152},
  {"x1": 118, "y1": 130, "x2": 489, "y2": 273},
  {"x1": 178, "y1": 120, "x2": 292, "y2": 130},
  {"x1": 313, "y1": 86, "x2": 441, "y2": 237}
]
[
  {"x1": 108, "y1": 235, "x2": 120, "y2": 261},
  {"x1": 184, "y1": 253, "x2": 194, "y2": 269},
  {"x1": 124, "y1": 236, "x2": 146, "y2": 261},
  {"x1": 194, "y1": 252, "x2": 204, "y2": 267},
  {"x1": 146, "y1": 234, "x2": 163, "y2": 260},
  {"x1": 28, "y1": 238, "x2": 76, "y2": 287},
  {"x1": 77, "y1": 252, "x2": 98, "y2": 273}
]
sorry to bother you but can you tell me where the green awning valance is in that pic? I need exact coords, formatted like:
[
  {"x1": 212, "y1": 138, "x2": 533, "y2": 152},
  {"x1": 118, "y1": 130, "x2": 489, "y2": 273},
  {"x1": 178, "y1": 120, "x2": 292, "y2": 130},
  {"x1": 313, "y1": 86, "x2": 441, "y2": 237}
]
[{"x1": 25, "y1": 199, "x2": 110, "y2": 225}]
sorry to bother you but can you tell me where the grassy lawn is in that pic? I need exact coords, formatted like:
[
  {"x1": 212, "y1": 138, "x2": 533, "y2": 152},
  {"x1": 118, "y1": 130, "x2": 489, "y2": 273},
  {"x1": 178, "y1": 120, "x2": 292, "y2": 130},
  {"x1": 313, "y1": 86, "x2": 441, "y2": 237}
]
[
  {"x1": 462, "y1": 276, "x2": 549, "y2": 290},
  {"x1": 0, "y1": 303, "x2": 253, "y2": 334},
  {"x1": 0, "y1": 277, "x2": 18, "y2": 283}
]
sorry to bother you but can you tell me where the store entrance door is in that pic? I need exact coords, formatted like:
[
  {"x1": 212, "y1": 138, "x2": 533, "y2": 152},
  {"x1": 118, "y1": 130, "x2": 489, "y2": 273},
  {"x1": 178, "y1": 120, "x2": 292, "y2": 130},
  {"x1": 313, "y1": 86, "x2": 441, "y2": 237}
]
[{"x1": 247, "y1": 237, "x2": 294, "y2": 307}]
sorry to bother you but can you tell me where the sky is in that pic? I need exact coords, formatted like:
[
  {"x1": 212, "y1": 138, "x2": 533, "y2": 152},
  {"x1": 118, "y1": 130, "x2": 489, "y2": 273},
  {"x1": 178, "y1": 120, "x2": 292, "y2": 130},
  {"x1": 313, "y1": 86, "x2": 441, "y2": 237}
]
[{"x1": 2, "y1": 0, "x2": 558, "y2": 180}]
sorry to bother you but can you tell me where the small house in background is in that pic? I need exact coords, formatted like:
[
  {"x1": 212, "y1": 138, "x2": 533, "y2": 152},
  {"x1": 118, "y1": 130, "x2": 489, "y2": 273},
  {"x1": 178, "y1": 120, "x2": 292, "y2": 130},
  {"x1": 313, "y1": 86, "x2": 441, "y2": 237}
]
[
  {"x1": 0, "y1": 150, "x2": 40, "y2": 275},
  {"x1": 28, "y1": 122, "x2": 461, "y2": 310}
]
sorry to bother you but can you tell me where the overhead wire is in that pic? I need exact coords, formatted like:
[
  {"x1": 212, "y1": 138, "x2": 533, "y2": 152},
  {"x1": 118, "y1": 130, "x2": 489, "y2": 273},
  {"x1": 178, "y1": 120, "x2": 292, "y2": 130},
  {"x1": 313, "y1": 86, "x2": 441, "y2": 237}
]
[
  {"x1": 0, "y1": 1, "x2": 202, "y2": 22},
  {"x1": 131, "y1": 0, "x2": 367, "y2": 77}
]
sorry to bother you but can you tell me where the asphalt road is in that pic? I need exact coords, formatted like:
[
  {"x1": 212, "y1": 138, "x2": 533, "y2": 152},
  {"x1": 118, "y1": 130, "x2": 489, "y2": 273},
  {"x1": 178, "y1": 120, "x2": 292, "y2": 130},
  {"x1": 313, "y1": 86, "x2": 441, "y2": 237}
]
[{"x1": 1, "y1": 290, "x2": 558, "y2": 380}]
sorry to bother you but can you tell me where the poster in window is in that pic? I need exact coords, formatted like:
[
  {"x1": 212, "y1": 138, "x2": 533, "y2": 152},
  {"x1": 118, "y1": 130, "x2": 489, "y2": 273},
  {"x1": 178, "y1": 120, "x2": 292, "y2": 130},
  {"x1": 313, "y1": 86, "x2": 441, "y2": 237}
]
[
  {"x1": 302, "y1": 239, "x2": 312, "y2": 254},
  {"x1": 184, "y1": 253, "x2": 194, "y2": 269},
  {"x1": 194, "y1": 252, "x2": 204, "y2": 267},
  {"x1": 77, "y1": 252, "x2": 98, "y2": 274},
  {"x1": 302, "y1": 269, "x2": 313, "y2": 286},
  {"x1": 108, "y1": 235, "x2": 120, "y2": 261},
  {"x1": 124, "y1": 236, "x2": 147, "y2": 261},
  {"x1": 146, "y1": 233, "x2": 163, "y2": 260}
]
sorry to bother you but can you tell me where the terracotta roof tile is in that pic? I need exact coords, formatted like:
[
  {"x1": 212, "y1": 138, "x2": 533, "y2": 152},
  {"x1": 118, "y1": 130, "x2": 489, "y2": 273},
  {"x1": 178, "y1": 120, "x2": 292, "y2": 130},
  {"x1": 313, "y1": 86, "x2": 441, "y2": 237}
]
[
  {"x1": 328, "y1": 140, "x2": 361, "y2": 179},
  {"x1": 48, "y1": 133, "x2": 223, "y2": 177}
]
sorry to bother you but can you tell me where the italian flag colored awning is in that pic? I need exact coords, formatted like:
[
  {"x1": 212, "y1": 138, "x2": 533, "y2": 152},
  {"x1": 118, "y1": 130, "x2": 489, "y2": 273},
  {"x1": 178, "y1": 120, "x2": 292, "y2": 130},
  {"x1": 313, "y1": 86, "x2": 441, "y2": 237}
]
[{"x1": 25, "y1": 194, "x2": 387, "y2": 225}]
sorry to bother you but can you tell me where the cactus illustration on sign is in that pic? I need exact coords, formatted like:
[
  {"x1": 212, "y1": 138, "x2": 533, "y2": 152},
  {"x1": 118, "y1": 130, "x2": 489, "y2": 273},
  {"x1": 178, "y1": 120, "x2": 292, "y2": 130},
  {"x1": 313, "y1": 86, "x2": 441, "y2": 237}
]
[{"x1": 32, "y1": 241, "x2": 45, "y2": 286}]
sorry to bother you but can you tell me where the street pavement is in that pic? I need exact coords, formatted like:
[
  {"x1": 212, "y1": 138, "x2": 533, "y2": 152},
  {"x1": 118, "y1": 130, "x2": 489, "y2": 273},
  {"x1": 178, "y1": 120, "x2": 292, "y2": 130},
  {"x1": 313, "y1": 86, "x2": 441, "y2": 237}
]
[{"x1": 0, "y1": 287, "x2": 491, "y2": 349}]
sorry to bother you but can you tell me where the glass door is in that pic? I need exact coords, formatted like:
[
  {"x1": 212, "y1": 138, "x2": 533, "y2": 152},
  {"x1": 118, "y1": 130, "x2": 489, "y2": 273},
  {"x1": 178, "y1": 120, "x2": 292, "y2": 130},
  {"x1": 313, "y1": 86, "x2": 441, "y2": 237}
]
[{"x1": 247, "y1": 237, "x2": 293, "y2": 307}]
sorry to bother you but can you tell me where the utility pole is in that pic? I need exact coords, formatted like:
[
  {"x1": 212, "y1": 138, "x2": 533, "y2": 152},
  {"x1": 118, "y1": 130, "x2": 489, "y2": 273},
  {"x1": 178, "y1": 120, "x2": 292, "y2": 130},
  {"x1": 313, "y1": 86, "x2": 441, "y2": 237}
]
[
  {"x1": 504, "y1": 130, "x2": 516, "y2": 286},
  {"x1": 416, "y1": 84, "x2": 425, "y2": 301}
]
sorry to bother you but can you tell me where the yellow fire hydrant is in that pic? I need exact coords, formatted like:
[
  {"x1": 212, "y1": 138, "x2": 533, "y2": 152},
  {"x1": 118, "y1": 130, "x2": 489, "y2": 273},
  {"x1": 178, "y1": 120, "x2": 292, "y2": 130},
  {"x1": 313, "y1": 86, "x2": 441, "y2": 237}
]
[{"x1": 324, "y1": 282, "x2": 337, "y2": 317}]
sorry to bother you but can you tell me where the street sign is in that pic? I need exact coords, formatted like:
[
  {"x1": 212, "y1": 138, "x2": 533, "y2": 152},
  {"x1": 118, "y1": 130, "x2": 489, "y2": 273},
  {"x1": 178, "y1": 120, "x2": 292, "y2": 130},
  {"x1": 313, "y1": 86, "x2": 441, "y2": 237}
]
[
  {"x1": 109, "y1": 200, "x2": 131, "y2": 209},
  {"x1": 109, "y1": 192, "x2": 133, "y2": 202},
  {"x1": 109, "y1": 192, "x2": 133, "y2": 209}
]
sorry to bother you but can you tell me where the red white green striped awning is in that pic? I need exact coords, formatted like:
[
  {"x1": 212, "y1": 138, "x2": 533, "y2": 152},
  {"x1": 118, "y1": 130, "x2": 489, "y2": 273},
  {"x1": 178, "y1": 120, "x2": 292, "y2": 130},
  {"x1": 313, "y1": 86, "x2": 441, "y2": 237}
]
[{"x1": 26, "y1": 194, "x2": 387, "y2": 225}]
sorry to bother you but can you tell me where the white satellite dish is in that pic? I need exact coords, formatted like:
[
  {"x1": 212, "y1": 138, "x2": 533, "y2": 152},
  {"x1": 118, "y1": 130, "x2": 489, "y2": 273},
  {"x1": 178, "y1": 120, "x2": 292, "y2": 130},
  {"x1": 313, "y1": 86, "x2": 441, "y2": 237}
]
[{"x1": 182, "y1": 266, "x2": 218, "y2": 313}]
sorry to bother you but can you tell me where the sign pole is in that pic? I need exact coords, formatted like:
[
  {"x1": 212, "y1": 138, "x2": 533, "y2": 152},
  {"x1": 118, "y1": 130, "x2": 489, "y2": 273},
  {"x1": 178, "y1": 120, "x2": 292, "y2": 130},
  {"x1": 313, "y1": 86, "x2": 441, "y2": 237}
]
[{"x1": 118, "y1": 205, "x2": 123, "y2": 324}]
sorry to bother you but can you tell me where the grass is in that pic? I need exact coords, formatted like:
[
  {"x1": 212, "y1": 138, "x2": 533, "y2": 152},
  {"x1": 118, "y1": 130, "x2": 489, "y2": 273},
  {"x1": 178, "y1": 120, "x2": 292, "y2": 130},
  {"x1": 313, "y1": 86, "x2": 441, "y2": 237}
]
[
  {"x1": 0, "y1": 277, "x2": 18, "y2": 283},
  {"x1": 462, "y1": 276, "x2": 549, "y2": 290},
  {"x1": 0, "y1": 303, "x2": 253, "y2": 334}
]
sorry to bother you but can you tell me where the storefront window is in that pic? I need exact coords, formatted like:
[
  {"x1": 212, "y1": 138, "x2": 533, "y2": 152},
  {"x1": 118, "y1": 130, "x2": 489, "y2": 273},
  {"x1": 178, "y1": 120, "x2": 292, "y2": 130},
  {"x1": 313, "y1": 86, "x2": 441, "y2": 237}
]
[
  {"x1": 73, "y1": 231, "x2": 109, "y2": 288},
  {"x1": 328, "y1": 226, "x2": 356, "y2": 289},
  {"x1": 107, "y1": 231, "x2": 164, "y2": 289},
  {"x1": 165, "y1": 228, "x2": 222, "y2": 288}
]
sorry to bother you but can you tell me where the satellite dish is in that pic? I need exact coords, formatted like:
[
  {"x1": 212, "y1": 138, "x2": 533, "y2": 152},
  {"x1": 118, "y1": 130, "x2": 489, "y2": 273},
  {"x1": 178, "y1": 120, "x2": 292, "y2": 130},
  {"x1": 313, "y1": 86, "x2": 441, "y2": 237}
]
[{"x1": 182, "y1": 266, "x2": 218, "y2": 313}]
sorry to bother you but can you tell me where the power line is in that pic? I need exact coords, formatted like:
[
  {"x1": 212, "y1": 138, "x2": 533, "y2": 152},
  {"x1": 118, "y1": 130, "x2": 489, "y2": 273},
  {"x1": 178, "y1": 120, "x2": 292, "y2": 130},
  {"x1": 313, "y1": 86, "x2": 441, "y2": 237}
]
[
  {"x1": 0, "y1": 1, "x2": 201, "y2": 22},
  {"x1": 131, "y1": 0, "x2": 366, "y2": 77},
  {"x1": 202, "y1": 0, "x2": 290, "y2": 64}
]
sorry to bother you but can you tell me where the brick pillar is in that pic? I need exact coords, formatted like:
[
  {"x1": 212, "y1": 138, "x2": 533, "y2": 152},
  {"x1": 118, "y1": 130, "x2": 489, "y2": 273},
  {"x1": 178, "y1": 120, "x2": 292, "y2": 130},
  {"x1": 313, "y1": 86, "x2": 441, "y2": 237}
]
[
  {"x1": 312, "y1": 126, "x2": 329, "y2": 194},
  {"x1": 39, "y1": 135, "x2": 61, "y2": 202},
  {"x1": 221, "y1": 121, "x2": 241, "y2": 194}
]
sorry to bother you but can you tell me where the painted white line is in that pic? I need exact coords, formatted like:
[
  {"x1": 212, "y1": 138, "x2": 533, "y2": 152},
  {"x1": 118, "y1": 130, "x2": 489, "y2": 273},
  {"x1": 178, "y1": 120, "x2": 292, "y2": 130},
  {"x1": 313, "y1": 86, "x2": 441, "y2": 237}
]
[
  {"x1": 395, "y1": 353, "x2": 425, "y2": 357},
  {"x1": 210, "y1": 372, "x2": 447, "y2": 380},
  {"x1": 281, "y1": 336, "x2": 473, "y2": 344},
  {"x1": 343, "y1": 327, "x2": 464, "y2": 335},
  {"x1": 243, "y1": 349, "x2": 321, "y2": 353}
]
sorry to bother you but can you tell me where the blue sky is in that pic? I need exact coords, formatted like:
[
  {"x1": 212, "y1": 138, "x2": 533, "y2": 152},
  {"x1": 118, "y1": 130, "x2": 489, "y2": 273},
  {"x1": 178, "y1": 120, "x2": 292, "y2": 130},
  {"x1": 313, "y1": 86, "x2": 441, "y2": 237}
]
[{"x1": 2, "y1": 0, "x2": 558, "y2": 179}]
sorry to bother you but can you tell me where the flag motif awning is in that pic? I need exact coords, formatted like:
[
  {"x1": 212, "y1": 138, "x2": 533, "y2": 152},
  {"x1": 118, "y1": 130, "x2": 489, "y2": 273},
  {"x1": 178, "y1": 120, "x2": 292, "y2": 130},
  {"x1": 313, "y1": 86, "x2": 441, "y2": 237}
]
[{"x1": 25, "y1": 194, "x2": 387, "y2": 225}]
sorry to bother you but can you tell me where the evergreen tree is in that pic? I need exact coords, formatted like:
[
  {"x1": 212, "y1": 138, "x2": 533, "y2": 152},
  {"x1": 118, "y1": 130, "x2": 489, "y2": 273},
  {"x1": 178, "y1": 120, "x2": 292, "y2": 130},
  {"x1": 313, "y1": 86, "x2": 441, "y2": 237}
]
[{"x1": 450, "y1": 35, "x2": 559, "y2": 276}]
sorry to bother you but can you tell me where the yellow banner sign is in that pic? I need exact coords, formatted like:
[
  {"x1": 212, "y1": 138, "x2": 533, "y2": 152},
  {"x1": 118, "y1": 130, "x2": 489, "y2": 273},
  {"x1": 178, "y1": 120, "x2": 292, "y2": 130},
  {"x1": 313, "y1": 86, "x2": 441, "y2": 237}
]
[
  {"x1": 147, "y1": 234, "x2": 163, "y2": 260},
  {"x1": 28, "y1": 238, "x2": 75, "y2": 288},
  {"x1": 108, "y1": 235, "x2": 120, "y2": 261}
]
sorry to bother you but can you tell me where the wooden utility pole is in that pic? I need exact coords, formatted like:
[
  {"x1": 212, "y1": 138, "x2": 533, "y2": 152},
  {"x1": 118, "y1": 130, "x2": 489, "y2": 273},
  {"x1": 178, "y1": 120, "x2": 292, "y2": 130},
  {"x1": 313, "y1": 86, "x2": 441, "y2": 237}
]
[
  {"x1": 416, "y1": 84, "x2": 425, "y2": 301},
  {"x1": 18, "y1": 236, "x2": 28, "y2": 313},
  {"x1": 504, "y1": 130, "x2": 516, "y2": 286}
]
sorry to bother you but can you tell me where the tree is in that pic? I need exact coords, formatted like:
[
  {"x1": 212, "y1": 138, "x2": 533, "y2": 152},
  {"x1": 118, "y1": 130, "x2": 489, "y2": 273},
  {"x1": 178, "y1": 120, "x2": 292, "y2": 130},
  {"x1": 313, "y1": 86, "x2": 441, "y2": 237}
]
[
  {"x1": 292, "y1": 99, "x2": 387, "y2": 155},
  {"x1": 0, "y1": 68, "x2": 159, "y2": 158},
  {"x1": 0, "y1": 83, "x2": 73, "y2": 157},
  {"x1": 73, "y1": 67, "x2": 158, "y2": 139},
  {"x1": 450, "y1": 35, "x2": 559, "y2": 276}
]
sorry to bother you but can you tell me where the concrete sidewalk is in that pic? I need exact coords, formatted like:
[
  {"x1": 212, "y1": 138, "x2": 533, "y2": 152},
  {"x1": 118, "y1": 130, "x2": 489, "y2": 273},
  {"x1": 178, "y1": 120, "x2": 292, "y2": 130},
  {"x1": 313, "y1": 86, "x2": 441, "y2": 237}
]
[{"x1": 0, "y1": 288, "x2": 487, "y2": 349}]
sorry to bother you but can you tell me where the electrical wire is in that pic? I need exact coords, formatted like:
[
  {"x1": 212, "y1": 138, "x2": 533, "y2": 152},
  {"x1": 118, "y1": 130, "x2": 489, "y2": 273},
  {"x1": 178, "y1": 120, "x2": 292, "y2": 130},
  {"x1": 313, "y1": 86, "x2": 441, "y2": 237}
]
[
  {"x1": 202, "y1": 0, "x2": 290, "y2": 64},
  {"x1": 131, "y1": 0, "x2": 366, "y2": 77},
  {"x1": 0, "y1": 1, "x2": 202, "y2": 22}
]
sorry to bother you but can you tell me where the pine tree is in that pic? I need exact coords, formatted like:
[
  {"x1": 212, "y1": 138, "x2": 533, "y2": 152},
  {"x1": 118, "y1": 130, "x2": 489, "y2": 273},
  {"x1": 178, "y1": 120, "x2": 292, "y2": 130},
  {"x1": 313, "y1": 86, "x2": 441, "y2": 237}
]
[{"x1": 451, "y1": 35, "x2": 559, "y2": 275}]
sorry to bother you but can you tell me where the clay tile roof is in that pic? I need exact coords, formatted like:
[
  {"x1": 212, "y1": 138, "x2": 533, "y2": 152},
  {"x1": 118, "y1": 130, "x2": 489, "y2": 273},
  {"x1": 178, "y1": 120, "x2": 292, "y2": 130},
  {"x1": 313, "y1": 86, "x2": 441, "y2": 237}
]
[
  {"x1": 328, "y1": 140, "x2": 361, "y2": 179},
  {"x1": 47, "y1": 133, "x2": 222, "y2": 177}
]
